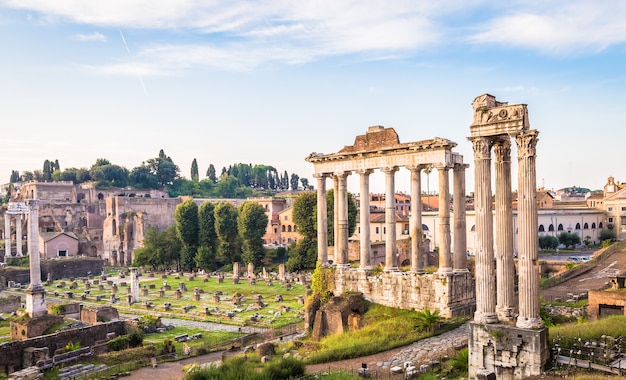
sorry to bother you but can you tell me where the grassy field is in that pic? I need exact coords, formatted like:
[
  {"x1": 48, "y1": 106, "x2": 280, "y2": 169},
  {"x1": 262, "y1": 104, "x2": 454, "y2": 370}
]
[
  {"x1": 0, "y1": 318, "x2": 11, "y2": 343},
  {"x1": 35, "y1": 271, "x2": 306, "y2": 328},
  {"x1": 142, "y1": 326, "x2": 244, "y2": 356}
]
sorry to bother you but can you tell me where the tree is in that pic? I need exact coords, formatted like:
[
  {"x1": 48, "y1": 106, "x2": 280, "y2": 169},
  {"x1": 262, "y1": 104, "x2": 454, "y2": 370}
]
[
  {"x1": 238, "y1": 201, "x2": 268, "y2": 267},
  {"x1": 414, "y1": 309, "x2": 442, "y2": 334},
  {"x1": 9, "y1": 170, "x2": 20, "y2": 183},
  {"x1": 175, "y1": 199, "x2": 199, "y2": 270},
  {"x1": 292, "y1": 192, "x2": 317, "y2": 240},
  {"x1": 191, "y1": 158, "x2": 199, "y2": 182},
  {"x1": 538, "y1": 235, "x2": 559, "y2": 250},
  {"x1": 206, "y1": 164, "x2": 217, "y2": 183},
  {"x1": 600, "y1": 229, "x2": 616, "y2": 242},
  {"x1": 286, "y1": 238, "x2": 317, "y2": 271},
  {"x1": 300, "y1": 178, "x2": 309, "y2": 190},
  {"x1": 558, "y1": 232, "x2": 581, "y2": 249},
  {"x1": 325, "y1": 190, "x2": 357, "y2": 246},
  {"x1": 196, "y1": 201, "x2": 218, "y2": 270},
  {"x1": 290, "y1": 173, "x2": 300, "y2": 191},
  {"x1": 214, "y1": 201, "x2": 240, "y2": 264},
  {"x1": 129, "y1": 164, "x2": 159, "y2": 189},
  {"x1": 146, "y1": 149, "x2": 180, "y2": 187},
  {"x1": 133, "y1": 225, "x2": 181, "y2": 270}
]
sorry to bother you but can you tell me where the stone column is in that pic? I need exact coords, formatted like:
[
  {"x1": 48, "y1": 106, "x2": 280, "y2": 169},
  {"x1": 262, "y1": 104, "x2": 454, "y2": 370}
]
[
  {"x1": 314, "y1": 174, "x2": 329, "y2": 266},
  {"x1": 516, "y1": 130, "x2": 543, "y2": 329},
  {"x1": 336, "y1": 171, "x2": 350, "y2": 267},
  {"x1": 471, "y1": 136, "x2": 498, "y2": 324},
  {"x1": 437, "y1": 165, "x2": 452, "y2": 273},
  {"x1": 409, "y1": 165, "x2": 424, "y2": 273},
  {"x1": 494, "y1": 139, "x2": 516, "y2": 321},
  {"x1": 383, "y1": 167, "x2": 398, "y2": 271},
  {"x1": 26, "y1": 199, "x2": 47, "y2": 318},
  {"x1": 4, "y1": 213, "x2": 10, "y2": 258},
  {"x1": 130, "y1": 267, "x2": 140, "y2": 303},
  {"x1": 15, "y1": 214, "x2": 22, "y2": 257},
  {"x1": 358, "y1": 169, "x2": 373, "y2": 269},
  {"x1": 453, "y1": 163, "x2": 468, "y2": 272},
  {"x1": 333, "y1": 174, "x2": 340, "y2": 264}
]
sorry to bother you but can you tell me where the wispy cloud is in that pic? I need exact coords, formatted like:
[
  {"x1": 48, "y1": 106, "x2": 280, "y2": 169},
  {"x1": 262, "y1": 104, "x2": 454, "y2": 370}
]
[
  {"x1": 468, "y1": 1, "x2": 626, "y2": 55},
  {"x1": 72, "y1": 32, "x2": 106, "y2": 42},
  {"x1": 3, "y1": 0, "x2": 625, "y2": 74}
]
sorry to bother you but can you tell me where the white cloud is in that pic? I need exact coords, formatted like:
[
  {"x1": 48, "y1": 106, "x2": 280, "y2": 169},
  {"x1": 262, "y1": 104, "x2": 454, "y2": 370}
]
[
  {"x1": 72, "y1": 32, "x2": 106, "y2": 42},
  {"x1": 468, "y1": 1, "x2": 626, "y2": 54}
]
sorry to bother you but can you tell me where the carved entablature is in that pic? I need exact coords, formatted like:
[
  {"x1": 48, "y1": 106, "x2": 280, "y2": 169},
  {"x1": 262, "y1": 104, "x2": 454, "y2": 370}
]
[{"x1": 470, "y1": 94, "x2": 529, "y2": 138}]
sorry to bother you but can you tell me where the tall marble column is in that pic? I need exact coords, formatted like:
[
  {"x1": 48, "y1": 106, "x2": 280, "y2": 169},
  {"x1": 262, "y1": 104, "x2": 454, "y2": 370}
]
[
  {"x1": 358, "y1": 169, "x2": 373, "y2": 269},
  {"x1": 4, "y1": 213, "x2": 10, "y2": 258},
  {"x1": 15, "y1": 215, "x2": 22, "y2": 257},
  {"x1": 494, "y1": 139, "x2": 516, "y2": 321},
  {"x1": 516, "y1": 130, "x2": 543, "y2": 329},
  {"x1": 336, "y1": 171, "x2": 350, "y2": 267},
  {"x1": 332, "y1": 175, "x2": 340, "y2": 264},
  {"x1": 409, "y1": 165, "x2": 424, "y2": 273},
  {"x1": 314, "y1": 174, "x2": 329, "y2": 266},
  {"x1": 383, "y1": 166, "x2": 398, "y2": 271},
  {"x1": 26, "y1": 199, "x2": 47, "y2": 318},
  {"x1": 453, "y1": 163, "x2": 468, "y2": 271},
  {"x1": 471, "y1": 136, "x2": 498, "y2": 324},
  {"x1": 437, "y1": 165, "x2": 452, "y2": 273}
]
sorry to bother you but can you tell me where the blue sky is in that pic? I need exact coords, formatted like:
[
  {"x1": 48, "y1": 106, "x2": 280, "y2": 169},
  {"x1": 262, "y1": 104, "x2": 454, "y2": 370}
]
[{"x1": 1, "y1": 1, "x2": 625, "y2": 195}]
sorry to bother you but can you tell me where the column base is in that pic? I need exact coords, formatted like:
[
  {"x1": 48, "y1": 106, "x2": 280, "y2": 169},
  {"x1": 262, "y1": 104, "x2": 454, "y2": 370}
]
[
  {"x1": 411, "y1": 269, "x2": 425, "y2": 275},
  {"x1": 25, "y1": 287, "x2": 47, "y2": 318},
  {"x1": 437, "y1": 266, "x2": 453, "y2": 274},
  {"x1": 516, "y1": 316, "x2": 543, "y2": 329},
  {"x1": 474, "y1": 311, "x2": 499, "y2": 324},
  {"x1": 453, "y1": 268, "x2": 470, "y2": 273},
  {"x1": 384, "y1": 266, "x2": 399, "y2": 273},
  {"x1": 335, "y1": 264, "x2": 351, "y2": 270}
]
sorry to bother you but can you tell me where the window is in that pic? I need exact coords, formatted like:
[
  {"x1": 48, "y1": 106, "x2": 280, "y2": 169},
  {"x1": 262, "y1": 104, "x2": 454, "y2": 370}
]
[
  {"x1": 284, "y1": 215, "x2": 288, "y2": 221},
  {"x1": 575, "y1": 223, "x2": 581, "y2": 230},
  {"x1": 622, "y1": 207, "x2": 626, "y2": 211},
  {"x1": 538, "y1": 225, "x2": 545, "y2": 232},
  {"x1": 621, "y1": 216, "x2": 626, "y2": 225},
  {"x1": 375, "y1": 227, "x2": 379, "y2": 234},
  {"x1": 558, "y1": 224, "x2": 564, "y2": 231},
  {"x1": 288, "y1": 225, "x2": 292, "y2": 232},
  {"x1": 608, "y1": 207, "x2": 614, "y2": 212},
  {"x1": 281, "y1": 226, "x2": 286, "y2": 232},
  {"x1": 592, "y1": 222, "x2": 596, "y2": 229},
  {"x1": 58, "y1": 250, "x2": 67, "y2": 257},
  {"x1": 608, "y1": 217, "x2": 614, "y2": 223},
  {"x1": 599, "y1": 222, "x2": 604, "y2": 229},
  {"x1": 548, "y1": 224, "x2": 555, "y2": 232},
  {"x1": 584, "y1": 223, "x2": 589, "y2": 229}
]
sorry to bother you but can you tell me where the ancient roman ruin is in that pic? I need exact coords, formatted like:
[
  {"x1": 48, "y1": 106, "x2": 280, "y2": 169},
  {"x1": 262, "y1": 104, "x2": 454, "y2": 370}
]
[
  {"x1": 307, "y1": 94, "x2": 548, "y2": 379},
  {"x1": 306, "y1": 125, "x2": 475, "y2": 317},
  {"x1": 467, "y1": 94, "x2": 548, "y2": 379}
]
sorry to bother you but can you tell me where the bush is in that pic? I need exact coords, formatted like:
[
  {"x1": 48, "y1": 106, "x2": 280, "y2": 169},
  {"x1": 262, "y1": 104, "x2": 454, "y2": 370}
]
[{"x1": 264, "y1": 357, "x2": 305, "y2": 379}]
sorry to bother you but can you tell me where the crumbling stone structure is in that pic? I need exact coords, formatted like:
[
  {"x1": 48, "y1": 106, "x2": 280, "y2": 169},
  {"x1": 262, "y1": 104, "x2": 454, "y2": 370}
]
[
  {"x1": 306, "y1": 125, "x2": 474, "y2": 317},
  {"x1": 467, "y1": 94, "x2": 548, "y2": 379}
]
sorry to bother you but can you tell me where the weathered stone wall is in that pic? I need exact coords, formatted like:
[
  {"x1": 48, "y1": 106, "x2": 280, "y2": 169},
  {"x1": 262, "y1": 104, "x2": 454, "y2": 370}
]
[
  {"x1": 0, "y1": 320, "x2": 126, "y2": 374},
  {"x1": 0, "y1": 296, "x2": 21, "y2": 313},
  {"x1": 588, "y1": 290, "x2": 626, "y2": 321},
  {"x1": 81, "y1": 307, "x2": 120, "y2": 325},
  {"x1": 41, "y1": 257, "x2": 103, "y2": 280},
  {"x1": 468, "y1": 323, "x2": 549, "y2": 380},
  {"x1": 336, "y1": 269, "x2": 475, "y2": 317}
]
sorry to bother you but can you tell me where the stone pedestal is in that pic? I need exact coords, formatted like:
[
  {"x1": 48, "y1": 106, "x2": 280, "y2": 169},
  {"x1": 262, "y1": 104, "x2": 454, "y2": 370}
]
[{"x1": 468, "y1": 322, "x2": 548, "y2": 380}]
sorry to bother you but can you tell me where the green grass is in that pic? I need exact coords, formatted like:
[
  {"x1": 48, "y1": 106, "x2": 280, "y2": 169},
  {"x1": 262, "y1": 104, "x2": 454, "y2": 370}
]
[
  {"x1": 0, "y1": 319, "x2": 10, "y2": 343},
  {"x1": 549, "y1": 315, "x2": 626, "y2": 343},
  {"x1": 143, "y1": 326, "x2": 244, "y2": 355},
  {"x1": 302, "y1": 302, "x2": 466, "y2": 364},
  {"x1": 35, "y1": 273, "x2": 306, "y2": 328}
]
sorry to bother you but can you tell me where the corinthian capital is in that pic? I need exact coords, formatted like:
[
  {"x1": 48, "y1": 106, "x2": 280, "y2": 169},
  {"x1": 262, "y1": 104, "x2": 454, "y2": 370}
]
[
  {"x1": 515, "y1": 130, "x2": 539, "y2": 158},
  {"x1": 493, "y1": 138, "x2": 511, "y2": 162},
  {"x1": 470, "y1": 137, "x2": 493, "y2": 159}
]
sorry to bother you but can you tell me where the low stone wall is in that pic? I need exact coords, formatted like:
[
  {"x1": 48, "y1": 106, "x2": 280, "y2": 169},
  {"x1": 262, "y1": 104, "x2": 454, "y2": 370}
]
[
  {"x1": 335, "y1": 268, "x2": 475, "y2": 317},
  {"x1": 41, "y1": 257, "x2": 103, "y2": 280},
  {"x1": 0, "y1": 320, "x2": 126, "y2": 375},
  {"x1": 81, "y1": 307, "x2": 120, "y2": 326},
  {"x1": 0, "y1": 296, "x2": 21, "y2": 313}
]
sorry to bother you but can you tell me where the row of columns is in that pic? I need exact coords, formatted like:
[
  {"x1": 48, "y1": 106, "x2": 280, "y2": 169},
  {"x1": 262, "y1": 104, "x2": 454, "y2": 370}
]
[
  {"x1": 315, "y1": 163, "x2": 469, "y2": 273},
  {"x1": 4, "y1": 213, "x2": 24, "y2": 256},
  {"x1": 471, "y1": 130, "x2": 542, "y2": 328}
]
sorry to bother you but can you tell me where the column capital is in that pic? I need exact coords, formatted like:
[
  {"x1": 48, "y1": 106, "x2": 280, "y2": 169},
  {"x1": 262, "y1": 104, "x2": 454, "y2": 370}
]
[
  {"x1": 493, "y1": 138, "x2": 512, "y2": 162},
  {"x1": 332, "y1": 171, "x2": 351, "y2": 179},
  {"x1": 313, "y1": 173, "x2": 329, "y2": 180},
  {"x1": 434, "y1": 163, "x2": 452, "y2": 171},
  {"x1": 355, "y1": 169, "x2": 374, "y2": 175},
  {"x1": 382, "y1": 166, "x2": 398, "y2": 174},
  {"x1": 407, "y1": 164, "x2": 427, "y2": 172},
  {"x1": 453, "y1": 163, "x2": 470, "y2": 171},
  {"x1": 469, "y1": 136, "x2": 493, "y2": 159},
  {"x1": 515, "y1": 129, "x2": 539, "y2": 158},
  {"x1": 28, "y1": 199, "x2": 39, "y2": 211}
]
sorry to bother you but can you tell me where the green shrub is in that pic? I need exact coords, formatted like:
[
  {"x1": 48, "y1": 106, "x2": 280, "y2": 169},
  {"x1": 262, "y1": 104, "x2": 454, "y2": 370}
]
[
  {"x1": 49, "y1": 304, "x2": 66, "y2": 315},
  {"x1": 263, "y1": 357, "x2": 306, "y2": 379},
  {"x1": 108, "y1": 335, "x2": 130, "y2": 351}
]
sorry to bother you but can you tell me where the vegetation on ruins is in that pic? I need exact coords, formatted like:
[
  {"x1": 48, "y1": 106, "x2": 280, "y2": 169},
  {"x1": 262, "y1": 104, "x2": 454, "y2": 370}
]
[
  {"x1": 301, "y1": 301, "x2": 465, "y2": 364},
  {"x1": 5, "y1": 151, "x2": 310, "y2": 200},
  {"x1": 238, "y1": 201, "x2": 269, "y2": 268},
  {"x1": 184, "y1": 355, "x2": 306, "y2": 380}
]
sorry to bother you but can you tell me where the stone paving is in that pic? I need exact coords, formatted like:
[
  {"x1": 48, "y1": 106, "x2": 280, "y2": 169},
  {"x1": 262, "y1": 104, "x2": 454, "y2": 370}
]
[{"x1": 380, "y1": 322, "x2": 470, "y2": 369}]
